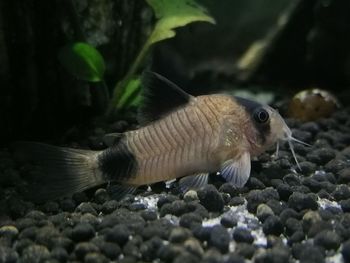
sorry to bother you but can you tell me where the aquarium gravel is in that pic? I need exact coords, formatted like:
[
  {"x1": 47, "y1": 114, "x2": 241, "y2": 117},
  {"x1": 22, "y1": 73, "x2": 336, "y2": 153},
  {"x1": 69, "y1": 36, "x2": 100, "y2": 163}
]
[{"x1": 1, "y1": 108, "x2": 350, "y2": 263}]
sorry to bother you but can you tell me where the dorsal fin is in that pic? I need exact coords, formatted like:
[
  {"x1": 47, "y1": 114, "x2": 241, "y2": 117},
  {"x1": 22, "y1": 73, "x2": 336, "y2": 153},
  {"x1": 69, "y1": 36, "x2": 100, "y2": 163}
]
[{"x1": 138, "y1": 71, "x2": 193, "y2": 124}]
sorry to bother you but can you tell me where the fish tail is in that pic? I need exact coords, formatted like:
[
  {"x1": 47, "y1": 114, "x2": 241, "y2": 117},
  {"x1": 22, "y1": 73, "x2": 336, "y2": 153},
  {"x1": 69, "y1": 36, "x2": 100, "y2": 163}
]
[{"x1": 12, "y1": 142, "x2": 104, "y2": 202}]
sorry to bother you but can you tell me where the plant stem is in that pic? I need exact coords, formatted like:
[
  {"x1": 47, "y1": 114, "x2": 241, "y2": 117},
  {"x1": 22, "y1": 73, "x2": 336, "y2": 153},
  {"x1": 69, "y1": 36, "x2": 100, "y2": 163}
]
[
  {"x1": 101, "y1": 80, "x2": 110, "y2": 102},
  {"x1": 106, "y1": 34, "x2": 153, "y2": 117}
]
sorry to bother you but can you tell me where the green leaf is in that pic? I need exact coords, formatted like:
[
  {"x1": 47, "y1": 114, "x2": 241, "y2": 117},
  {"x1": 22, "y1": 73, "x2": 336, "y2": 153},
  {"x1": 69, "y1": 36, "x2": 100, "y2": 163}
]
[
  {"x1": 146, "y1": 0, "x2": 216, "y2": 44},
  {"x1": 58, "y1": 42, "x2": 105, "y2": 82},
  {"x1": 116, "y1": 78, "x2": 142, "y2": 109}
]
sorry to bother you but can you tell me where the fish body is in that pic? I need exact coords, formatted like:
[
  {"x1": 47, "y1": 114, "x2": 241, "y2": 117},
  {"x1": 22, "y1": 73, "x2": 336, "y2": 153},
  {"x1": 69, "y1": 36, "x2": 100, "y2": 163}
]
[{"x1": 14, "y1": 72, "x2": 299, "y2": 201}]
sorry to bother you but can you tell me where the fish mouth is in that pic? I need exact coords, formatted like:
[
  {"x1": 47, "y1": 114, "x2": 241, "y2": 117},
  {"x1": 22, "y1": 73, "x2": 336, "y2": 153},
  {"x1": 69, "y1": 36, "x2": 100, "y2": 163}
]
[{"x1": 275, "y1": 125, "x2": 311, "y2": 171}]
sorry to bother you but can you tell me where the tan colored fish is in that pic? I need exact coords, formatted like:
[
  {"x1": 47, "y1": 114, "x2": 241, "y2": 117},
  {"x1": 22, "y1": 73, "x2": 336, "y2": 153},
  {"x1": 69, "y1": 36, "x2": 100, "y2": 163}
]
[{"x1": 14, "y1": 72, "x2": 307, "y2": 201}]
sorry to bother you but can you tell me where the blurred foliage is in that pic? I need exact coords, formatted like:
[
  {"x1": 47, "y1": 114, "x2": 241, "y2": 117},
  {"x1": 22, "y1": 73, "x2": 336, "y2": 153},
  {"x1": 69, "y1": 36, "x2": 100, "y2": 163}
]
[
  {"x1": 59, "y1": 0, "x2": 215, "y2": 117},
  {"x1": 107, "y1": 0, "x2": 215, "y2": 116},
  {"x1": 58, "y1": 42, "x2": 105, "y2": 82}
]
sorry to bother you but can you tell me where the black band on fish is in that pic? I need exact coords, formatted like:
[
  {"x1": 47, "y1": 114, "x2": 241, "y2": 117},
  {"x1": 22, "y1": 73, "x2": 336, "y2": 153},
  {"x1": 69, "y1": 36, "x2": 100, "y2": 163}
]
[
  {"x1": 98, "y1": 136, "x2": 137, "y2": 181},
  {"x1": 234, "y1": 96, "x2": 271, "y2": 144}
]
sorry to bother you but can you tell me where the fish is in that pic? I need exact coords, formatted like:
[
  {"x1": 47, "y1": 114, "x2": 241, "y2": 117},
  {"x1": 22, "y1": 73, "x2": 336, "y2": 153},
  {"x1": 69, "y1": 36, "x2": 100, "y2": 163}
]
[{"x1": 13, "y1": 72, "x2": 308, "y2": 202}]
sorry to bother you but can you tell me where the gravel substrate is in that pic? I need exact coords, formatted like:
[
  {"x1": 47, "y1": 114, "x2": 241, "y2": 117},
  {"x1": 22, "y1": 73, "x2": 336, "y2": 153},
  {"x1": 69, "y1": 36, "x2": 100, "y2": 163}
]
[{"x1": 1, "y1": 108, "x2": 350, "y2": 262}]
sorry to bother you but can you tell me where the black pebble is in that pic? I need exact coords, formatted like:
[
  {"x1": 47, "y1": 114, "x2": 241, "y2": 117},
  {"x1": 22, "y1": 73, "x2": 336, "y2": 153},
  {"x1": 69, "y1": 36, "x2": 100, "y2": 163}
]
[
  {"x1": 263, "y1": 216, "x2": 284, "y2": 236},
  {"x1": 97, "y1": 241, "x2": 121, "y2": 260},
  {"x1": 246, "y1": 188, "x2": 280, "y2": 213},
  {"x1": 94, "y1": 189, "x2": 109, "y2": 204},
  {"x1": 255, "y1": 246, "x2": 290, "y2": 263},
  {"x1": 295, "y1": 244, "x2": 325, "y2": 263},
  {"x1": 0, "y1": 246, "x2": 18, "y2": 263},
  {"x1": 179, "y1": 212, "x2": 202, "y2": 229},
  {"x1": 233, "y1": 227, "x2": 254, "y2": 244},
  {"x1": 340, "y1": 199, "x2": 350, "y2": 212},
  {"x1": 51, "y1": 247, "x2": 68, "y2": 262},
  {"x1": 220, "y1": 215, "x2": 237, "y2": 228},
  {"x1": 71, "y1": 223, "x2": 95, "y2": 242},
  {"x1": 197, "y1": 185, "x2": 224, "y2": 212},
  {"x1": 287, "y1": 231, "x2": 305, "y2": 245},
  {"x1": 209, "y1": 225, "x2": 230, "y2": 253},
  {"x1": 276, "y1": 184, "x2": 293, "y2": 201},
  {"x1": 140, "y1": 210, "x2": 158, "y2": 221},
  {"x1": 342, "y1": 240, "x2": 350, "y2": 263},
  {"x1": 313, "y1": 230, "x2": 341, "y2": 250},
  {"x1": 338, "y1": 168, "x2": 350, "y2": 183},
  {"x1": 101, "y1": 200, "x2": 119, "y2": 214},
  {"x1": 229, "y1": 197, "x2": 245, "y2": 206},
  {"x1": 288, "y1": 192, "x2": 318, "y2": 211},
  {"x1": 225, "y1": 253, "x2": 245, "y2": 263},
  {"x1": 157, "y1": 195, "x2": 179, "y2": 208},
  {"x1": 332, "y1": 184, "x2": 350, "y2": 201},
  {"x1": 235, "y1": 243, "x2": 256, "y2": 259},
  {"x1": 160, "y1": 200, "x2": 189, "y2": 217},
  {"x1": 105, "y1": 225, "x2": 130, "y2": 246},
  {"x1": 140, "y1": 237, "x2": 163, "y2": 262},
  {"x1": 219, "y1": 183, "x2": 239, "y2": 197}
]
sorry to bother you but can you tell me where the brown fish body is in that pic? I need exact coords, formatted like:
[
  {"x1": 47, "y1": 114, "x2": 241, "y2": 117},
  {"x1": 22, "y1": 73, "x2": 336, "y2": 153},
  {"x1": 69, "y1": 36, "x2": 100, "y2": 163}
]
[
  {"x1": 14, "y1": 72, "x2": 295, "y2": 202},
  {"x1": 122, "y1": 94, "x2": 257, "y2": 186}
]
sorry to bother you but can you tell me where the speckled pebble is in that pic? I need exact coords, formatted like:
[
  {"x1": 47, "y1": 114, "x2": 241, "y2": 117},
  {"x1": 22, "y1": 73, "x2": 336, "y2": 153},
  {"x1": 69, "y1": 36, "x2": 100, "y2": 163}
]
[
  {"x1": 256, "y1": 204, "x2": 274, "y2": 222},
  {"x1": 0, "y1": 225, "x2": 18, "y2": 240},
  {"x1": 235, "y1": 243, "x2": 256, "y2": 259},
  {"x1": 169, "y1": 227, "x2": 191, "y2": 243},
  {"x1": 184, "y1": 238, "x2": 204, "y2": 257},
  {"x1": 21, "y1": 245, "x2": 50, "y2": 263},
  {"x1": 183, "y1": 190, "x2": 199, "y2": 202},
  {"x1": 74, "y1": 242, "x2": 100, "y2": 260},
  {"x1": 75, "y1": 202, "x2": 98, "y2": 215}
]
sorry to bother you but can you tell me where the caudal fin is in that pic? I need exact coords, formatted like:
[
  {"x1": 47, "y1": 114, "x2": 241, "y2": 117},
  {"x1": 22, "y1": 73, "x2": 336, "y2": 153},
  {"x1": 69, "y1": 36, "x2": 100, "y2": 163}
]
[{"x1": 12, "y1": 142, "x2": 104, "y2": 202}]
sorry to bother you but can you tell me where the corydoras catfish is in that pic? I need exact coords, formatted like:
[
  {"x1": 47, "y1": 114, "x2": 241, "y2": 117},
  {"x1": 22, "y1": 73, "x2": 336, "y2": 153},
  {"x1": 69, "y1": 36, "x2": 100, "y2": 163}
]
[{"x1": 14, "y1": 72, "x2": 306, "y2": 202}]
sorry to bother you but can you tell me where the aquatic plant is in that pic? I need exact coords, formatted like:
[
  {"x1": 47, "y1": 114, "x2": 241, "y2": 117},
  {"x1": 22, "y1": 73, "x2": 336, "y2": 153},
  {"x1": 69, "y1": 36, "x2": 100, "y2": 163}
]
[{"x1": 58, "y1": 0, "x2": 215, "y2": 117}]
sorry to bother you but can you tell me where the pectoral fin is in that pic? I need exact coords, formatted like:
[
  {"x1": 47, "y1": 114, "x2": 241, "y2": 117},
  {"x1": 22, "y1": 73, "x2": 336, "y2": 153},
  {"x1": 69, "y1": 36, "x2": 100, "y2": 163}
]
[
  {"x1": 220, "y1": 152, "x2": 251, "y2": 187},
  {"x1": 179, "y1": 173, "x2": 209, "y2": 192}
]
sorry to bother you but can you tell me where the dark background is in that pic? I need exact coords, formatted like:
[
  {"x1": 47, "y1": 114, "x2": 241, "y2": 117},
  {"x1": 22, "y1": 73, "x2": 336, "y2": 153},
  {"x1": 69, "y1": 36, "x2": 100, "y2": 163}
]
[{"x1": 1, "y1": 0, "x2": 350, "y2": 146}]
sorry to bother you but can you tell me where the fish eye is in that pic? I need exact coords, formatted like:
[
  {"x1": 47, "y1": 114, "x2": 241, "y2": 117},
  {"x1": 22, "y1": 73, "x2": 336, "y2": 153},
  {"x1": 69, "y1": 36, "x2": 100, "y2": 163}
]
[{"x1": 254, "y1": 108, "x2": 269, "y2": 123}]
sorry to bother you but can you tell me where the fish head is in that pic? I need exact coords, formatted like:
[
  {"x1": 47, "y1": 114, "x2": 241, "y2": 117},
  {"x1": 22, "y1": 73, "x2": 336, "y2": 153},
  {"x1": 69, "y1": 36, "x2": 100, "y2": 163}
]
[{"x1": 234, "y1": 97, "x2": 309, "y2": 169}]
